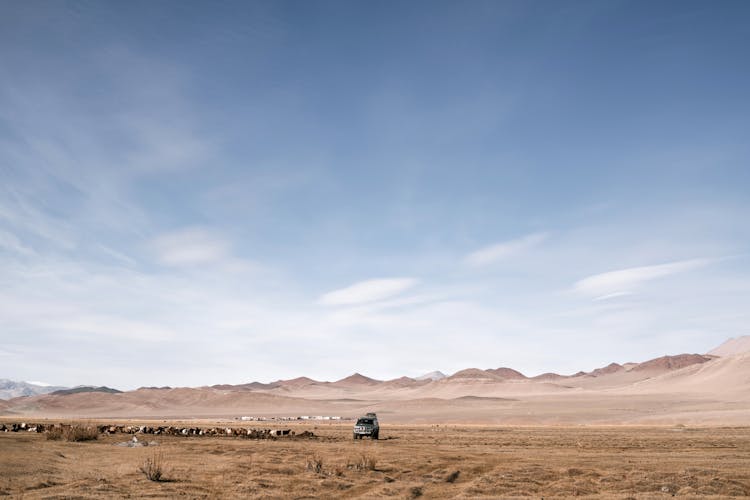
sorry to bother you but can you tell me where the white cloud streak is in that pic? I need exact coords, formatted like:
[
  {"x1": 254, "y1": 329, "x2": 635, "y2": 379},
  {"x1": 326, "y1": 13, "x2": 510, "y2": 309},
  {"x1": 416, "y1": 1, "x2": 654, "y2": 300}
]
[
  {"x1": 574, "y1": 258, "x2": 712, "y2": 299},
  {"x1": 592, "y1": 291, "x2": 633, "y2": 302},
  {"x1": 464, "y1": 232, "x2": 547, "y2": 266},
  {"x1": 319, "y1": 278, "x2": 418, "y2": 306}
]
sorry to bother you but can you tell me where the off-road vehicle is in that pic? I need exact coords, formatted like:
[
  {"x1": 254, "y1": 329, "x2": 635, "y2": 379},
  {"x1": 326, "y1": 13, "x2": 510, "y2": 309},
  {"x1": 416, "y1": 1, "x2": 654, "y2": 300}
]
[{"x1": 353, "y1": 412, "x2": 379, "y2": 439}]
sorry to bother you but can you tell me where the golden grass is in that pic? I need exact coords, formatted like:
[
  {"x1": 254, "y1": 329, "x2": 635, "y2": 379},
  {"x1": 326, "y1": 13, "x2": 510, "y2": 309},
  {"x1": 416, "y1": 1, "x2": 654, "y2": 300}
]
[
  {"x1": 349, "y1": 452, "x2": 378, "y2": 471},
  {"x1": 45, "y1": 424, "x2": 98, "y2": 442},
  {"x1": 1, "y1": 422, "x2": 749, "y2": 498}
]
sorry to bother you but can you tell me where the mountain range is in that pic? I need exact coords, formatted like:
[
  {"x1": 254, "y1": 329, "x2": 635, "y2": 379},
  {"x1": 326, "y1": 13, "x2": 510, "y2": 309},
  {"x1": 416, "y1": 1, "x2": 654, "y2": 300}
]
[
  {"x1": 0, "y1": 380, "x2": 66, "y2": 400},
  {"x1": 1, "y1": 336, "x2": 748, "y2": 424}
]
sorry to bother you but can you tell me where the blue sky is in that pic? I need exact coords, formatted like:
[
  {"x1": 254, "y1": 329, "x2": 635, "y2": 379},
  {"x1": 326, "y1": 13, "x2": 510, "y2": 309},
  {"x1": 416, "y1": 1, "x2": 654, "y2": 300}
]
[{"x1": 1, "y1": 0, "x2": 749, "y2": 389}]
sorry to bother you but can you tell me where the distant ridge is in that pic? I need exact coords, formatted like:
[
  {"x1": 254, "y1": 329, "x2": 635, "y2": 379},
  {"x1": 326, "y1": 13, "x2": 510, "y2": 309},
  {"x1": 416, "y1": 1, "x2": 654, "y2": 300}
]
[
  {"x1": 531, "y1": 372, "x2": 567, "y2": 381},
  {"x1": 630, "y1": 354, "x2": 711, "y2": 372},
  {"x1": 51, "y1": 386, "x2": 122, "y2": 396},
  {"x1": 0, "y1": 380, "x2": 67, "y2": 400},
  {"x1": 589, "y1": 363, "x2": 624, "y2": 377},
  {"x1": 3, "y1": 338, "x2": 738, "y2": 403},
  {"x1": 192, "y1": 348, "x2": 732, "y2": 392}
]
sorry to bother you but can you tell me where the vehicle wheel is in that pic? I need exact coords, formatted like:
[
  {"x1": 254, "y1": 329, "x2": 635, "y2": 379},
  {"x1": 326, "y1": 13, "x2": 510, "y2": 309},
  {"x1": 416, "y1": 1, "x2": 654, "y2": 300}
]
[
  {"x1": 372, "y1": 432, "x2": 379, "y2": 440},
  {"x1": 353, "y1": 433, "x2": 358, "y2": 440}
]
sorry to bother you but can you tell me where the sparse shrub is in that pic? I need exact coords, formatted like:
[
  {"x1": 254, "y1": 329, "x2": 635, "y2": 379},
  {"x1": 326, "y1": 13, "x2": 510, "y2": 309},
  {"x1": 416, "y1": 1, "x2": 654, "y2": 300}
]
[
  {"x1": 140, "y1": 452, "x2": 166, "y2": 481},
  {"x1": 349, "y1": 453, "x2": 377, "y2": 471},
  {"x1": 306, "y1": 454, "x2": 324, "y2": 474},
  {"x1": 63, "y1": 425, "x2": 98, "y2": 442},
  {"x1": 410, "y1": 486, "x2": 423, "y2": 498},
  {"x1": 445, "y1": 470, "x2": 461, "y2": 483}
]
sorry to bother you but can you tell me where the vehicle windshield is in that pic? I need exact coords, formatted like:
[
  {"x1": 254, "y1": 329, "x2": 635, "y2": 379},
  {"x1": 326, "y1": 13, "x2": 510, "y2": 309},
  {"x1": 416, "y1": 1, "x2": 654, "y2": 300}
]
[{"x1": 356, "y1": 418, "x2": 374, "y2": 425}]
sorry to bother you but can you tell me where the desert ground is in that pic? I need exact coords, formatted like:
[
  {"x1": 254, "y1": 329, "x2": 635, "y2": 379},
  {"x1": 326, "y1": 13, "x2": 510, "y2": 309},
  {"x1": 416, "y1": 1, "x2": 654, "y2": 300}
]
[
  {"x1": 2, "y1": 343, "x2": 749, "y2": 497},
  {"x1": 1, "y1": 422, "x2": 749, "y2": 499}
]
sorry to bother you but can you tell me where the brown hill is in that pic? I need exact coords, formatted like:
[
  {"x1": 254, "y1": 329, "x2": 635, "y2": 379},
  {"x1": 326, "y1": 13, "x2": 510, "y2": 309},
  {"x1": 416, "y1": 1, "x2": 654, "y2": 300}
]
[
  {"x1": 631, "y1": 354, "x2": 712, "y2": 372},
  {"x1": 530, "y1": 372, "x2": 567, "y2": 381},
  {"x1": 382, "y1": 376, "x2": 428, "y2": 388},
  {"x1": 589, "y1": 363, "x2": 624, "y2": 377},
  {"x1": 276, "y1": 377, "x2": 318, "y2": 388},
  {"x1": 447, "y1": 369, "x2": 501, "y2": 381},
  {"x1": 332, "y1": 373, "x2": 381, "y2": 387},
  {"x1": 485, "y1": 367, "x2": 527, "y2": 379}
]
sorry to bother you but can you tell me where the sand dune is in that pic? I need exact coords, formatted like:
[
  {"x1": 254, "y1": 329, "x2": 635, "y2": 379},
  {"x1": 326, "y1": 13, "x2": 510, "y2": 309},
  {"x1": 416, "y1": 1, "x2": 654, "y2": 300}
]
[
  {"x1": 621, "y1": 351, "x2": 750, "y2": 396},
  {"x1": 709, "y1": 335, "x2": 750, "y2": 357}
]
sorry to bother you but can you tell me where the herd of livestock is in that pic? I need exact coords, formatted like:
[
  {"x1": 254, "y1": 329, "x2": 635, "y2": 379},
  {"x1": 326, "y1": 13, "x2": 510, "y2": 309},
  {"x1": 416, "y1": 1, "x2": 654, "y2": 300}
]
[{"x1": 0, "y1": 421, "x2": 315, "y2": 439}]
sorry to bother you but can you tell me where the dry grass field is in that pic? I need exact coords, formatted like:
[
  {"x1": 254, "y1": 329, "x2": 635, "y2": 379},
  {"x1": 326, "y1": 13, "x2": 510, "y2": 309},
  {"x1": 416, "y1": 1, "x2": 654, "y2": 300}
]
[{"x1": 1, "y1": 422, "x2": 749, "y2": 499}]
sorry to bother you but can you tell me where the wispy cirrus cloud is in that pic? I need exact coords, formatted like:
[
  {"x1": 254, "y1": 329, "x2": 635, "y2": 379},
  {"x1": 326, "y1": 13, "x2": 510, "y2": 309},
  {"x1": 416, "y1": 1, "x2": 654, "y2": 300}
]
[
  {"x1": 591, "y1": 291, "x2": 634, "y2": 302},
  {"x1": 0, "y1": 188, "x2": 76, "y2": 250},
  {"x1": 150, "y1": 227, "x2": 230, "y2": 266},
  {"x1": 464, "y1": 232, "x2": 547, "y2": 267},
  {"x1": 574, "y1": 258, "x2": 712, "y2": 299},
  {"x1": 319, "y1": 278, "x2": 418, "y2": 306},
  {"x1": 0, "y1": 229, "x2": 34, "y2": 256}
]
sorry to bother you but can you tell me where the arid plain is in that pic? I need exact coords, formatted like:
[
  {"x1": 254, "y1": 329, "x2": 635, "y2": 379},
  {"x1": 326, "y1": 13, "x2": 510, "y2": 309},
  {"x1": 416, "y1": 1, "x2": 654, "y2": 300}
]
[
  {"x1": 2, "y1": 339, "x2": 749, "y2": 498},
  {"x1": 1, "y1": 423, "x2": 749, "y2": 498}
]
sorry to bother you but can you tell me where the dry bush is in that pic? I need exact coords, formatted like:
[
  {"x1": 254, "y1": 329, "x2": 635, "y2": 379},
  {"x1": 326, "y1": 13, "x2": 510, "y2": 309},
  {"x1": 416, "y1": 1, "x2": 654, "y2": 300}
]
[
  {"x1": 349, "y1": 453, "x2": 377, "y2": 471},
  {"x1": 46, "y1": 427, "x2": 63, "y2": 441},
  {"x1": 410, "y1": 485, "x2": 423, "y2": 498},
  {"x1": 445, "y1": 470, "x2": 461, "y2": 483},
  {"x1": 306, "y1": 454, "x2": 324, "y2": 474},
  {"x1": 63, "y1": 425, "x2": 98, "y2": 442},
  {"x1": 140, "y1": 452, "x2": 166, "y2": 482}
]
